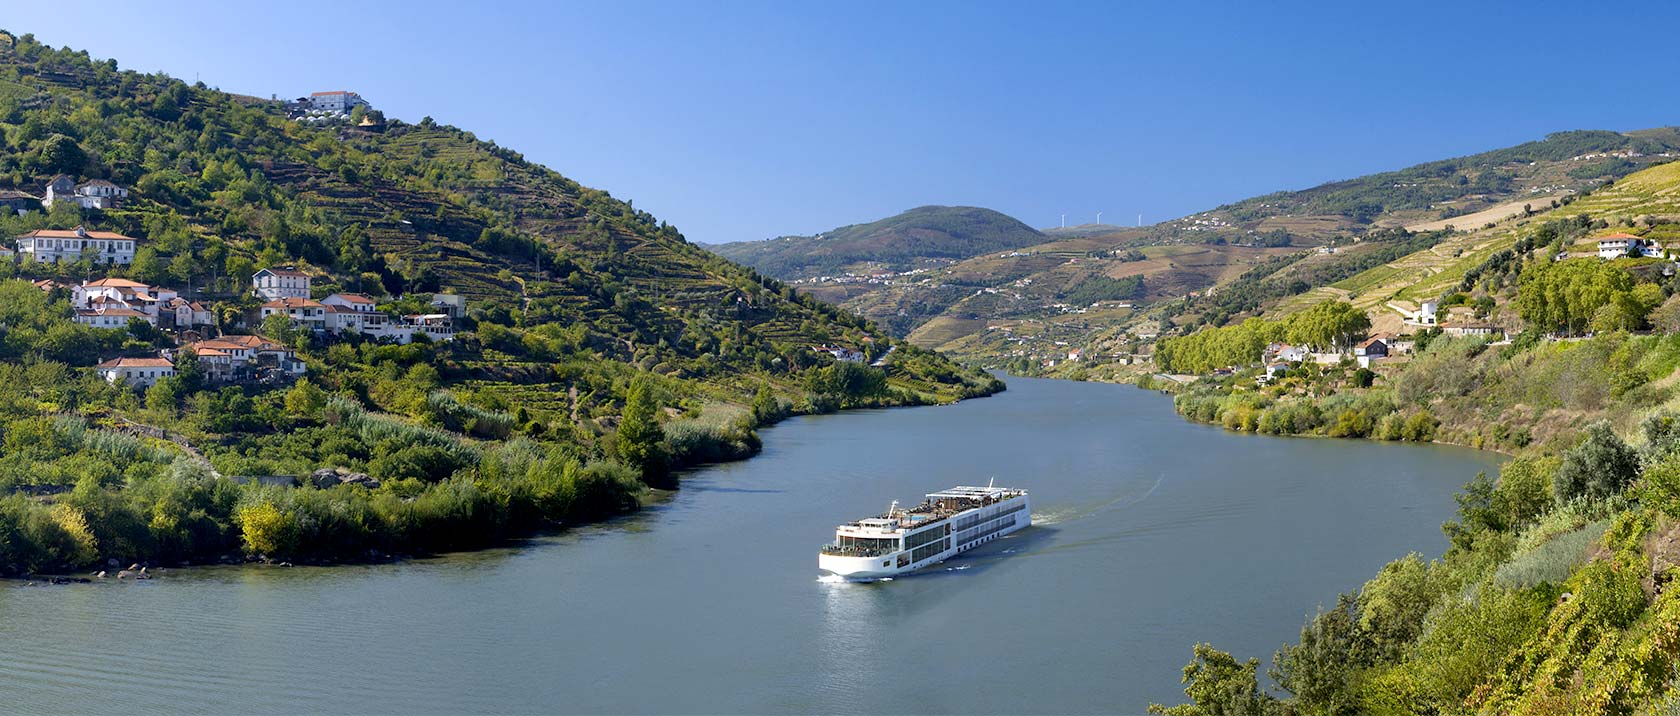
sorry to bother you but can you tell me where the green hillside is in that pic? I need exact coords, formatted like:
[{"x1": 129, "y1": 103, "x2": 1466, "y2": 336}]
[
  {"x1": 733, "y1": 130, "x2": 1680, "y2": 362},
  {"x1": 1147, "y1": 159, "x2": 1680, "y2": 716},
  {"x1": 0, "y1": 31, "x2": 1000, "y2": 576},
  {"x1": 709, "y1": 205, "x2": 1046, "y2": 280}
]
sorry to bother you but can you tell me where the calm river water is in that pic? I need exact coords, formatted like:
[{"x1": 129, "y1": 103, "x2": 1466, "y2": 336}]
[{"x1": 0, "y1": 377, "x2": 1501, "y2": 714}]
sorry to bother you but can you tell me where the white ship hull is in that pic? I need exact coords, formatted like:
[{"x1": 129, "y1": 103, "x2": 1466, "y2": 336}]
[{"x1": 819, "y1": 491, "x2": 1030, "y2": 580}]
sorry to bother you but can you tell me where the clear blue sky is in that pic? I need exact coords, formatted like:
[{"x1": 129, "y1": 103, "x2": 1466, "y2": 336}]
[{"x1": 8, "y1": 2, "x2": 1680, "y2": 244}]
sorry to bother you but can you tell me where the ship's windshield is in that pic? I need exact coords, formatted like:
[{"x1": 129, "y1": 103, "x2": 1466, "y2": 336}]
[{"x1": 836, "y1": 536, "x2": 897, "y2": 552}]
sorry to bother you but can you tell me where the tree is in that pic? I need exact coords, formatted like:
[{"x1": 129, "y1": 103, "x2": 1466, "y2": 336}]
[
  {"x1": 1553, "y1": 420, "x2": 1638, "y2": 502},
  {"x1": 1516, "y1": 260, "x2": 1632, "y2": 334},
  {"x1": 1284, "y1": 301, "x2": 1371, "y2": 351},
  {"x1": 39, "y1": 133, "x2": 86, "y2": 174},
  {"x1": 284, "y1": 378, "x2": 327, "y2": 415},
  {"x1": 1149, "y1": 643, "x2": 1278, "y2": 716},
  {"x1": 145, "y1": 376, "x2": 180, "y2": 414},
  {"x1": 129, "y1": 247, "x2": 167, "y2": 286},
  {"x1": 173, "y1": 347, "x2": 204, "y2": 394},
  {"x1": 1272, "y1": 594, "x2": 1368, "y2": 716},
  {"x1": 236, "y1": 501, "x2": 296, "y2": 557},
  {"x1": 614, "y1": 375, "x2": 668, "y2": 485}
]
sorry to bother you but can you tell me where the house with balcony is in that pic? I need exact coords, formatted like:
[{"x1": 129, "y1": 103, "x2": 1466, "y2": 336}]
[
  {"x1": 261, "y1": 297, "x2": 327, "y2": 331},
  {"x1": 16, "y1": 226, "x2": 138, "y2": 265},
  {"x1": 190, "y1": 335, "x2": 306, "y2": 382},
  {"x1": 252, "y1": 267, "x2": 312, "y2": 300}
]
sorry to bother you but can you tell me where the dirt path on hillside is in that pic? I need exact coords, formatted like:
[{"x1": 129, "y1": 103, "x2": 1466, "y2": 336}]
[{"x1": 1405, "y1": 195, "x2": 1567, "y2": 232}]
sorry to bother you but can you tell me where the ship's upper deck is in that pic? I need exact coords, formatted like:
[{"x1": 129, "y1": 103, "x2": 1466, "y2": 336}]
[{"x1": 835, "y1": 485, "x2": 1027, "y2": 535}]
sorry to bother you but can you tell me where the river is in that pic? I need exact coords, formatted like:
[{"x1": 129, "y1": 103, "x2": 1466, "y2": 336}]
[{"x1": 0, "y1": 376, "x2": 1501, "y2": 714}]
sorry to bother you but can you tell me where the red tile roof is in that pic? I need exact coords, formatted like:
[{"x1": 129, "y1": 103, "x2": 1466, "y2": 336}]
[
  {"x1": 97, "y1": 357, "x2": 174, "y2": 369},
  {"x1": 263, "y1": 297, "x2": 324, "y2": 309},
  {"x1": 20, "y1": 228, "x2": 135, "y2": 240}
]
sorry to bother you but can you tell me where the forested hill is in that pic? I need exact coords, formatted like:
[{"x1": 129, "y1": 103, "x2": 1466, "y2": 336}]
[
  {"x1": 709, "y1": 205, "x2": 1046, "y2": 280},
  {"x1": 0, "y1": 31, "x2": 998, "y2": 575}
]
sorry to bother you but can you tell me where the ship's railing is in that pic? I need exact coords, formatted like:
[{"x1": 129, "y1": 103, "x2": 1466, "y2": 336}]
[{"x1": 820, "y1": 544, "x2": 895, "y2": 557}]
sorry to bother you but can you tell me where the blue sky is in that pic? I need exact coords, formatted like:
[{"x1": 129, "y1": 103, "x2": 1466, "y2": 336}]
[{"x1": 8, "y1": 2, "x2": 1680, "y2": 244}]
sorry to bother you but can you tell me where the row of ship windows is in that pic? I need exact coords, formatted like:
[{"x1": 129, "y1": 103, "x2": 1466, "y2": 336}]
[
  {"x1": 956, "y1": 514, "x2": 1016, "y2": 546},
  {"x1": 910, "y1": 538, "x2": 950, "y2": 563},
  {"x1": 905, "y1": 525, "x2": 947, "y2": 550},
  {"x1": 953, "y1": 500, "x2": 1027, "y2": 531}
]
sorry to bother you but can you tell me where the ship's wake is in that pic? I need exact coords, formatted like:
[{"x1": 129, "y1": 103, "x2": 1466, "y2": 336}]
[{"x1": 1031, "y1": 475, "x2": 1163, "y2": 526}]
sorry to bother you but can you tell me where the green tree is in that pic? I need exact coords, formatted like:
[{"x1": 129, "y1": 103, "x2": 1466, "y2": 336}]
[
  {"x1": 236, "y1": 501, "x2": 296, "y2": 557},
  {"x1": 144, "y1": 376, "x2": 180, "y2": 414},
  {"x1": 1553, "y1": 420, "x2": 1638, "y2": 502},
  {"x1": 1272, "y1": 594, "x2": 1367, "y2": 716},
  {"x1": 284, "y1": 378, "x2": 327, "y2": 415},
  {"x1": 173, "y1": 347, "x2": 204, "y2": 394},
  {"x1": 1516, "y1": 259, "x2": 1632, "y2": 334},
  {"x1": 1149, "y1": 643, "x2": 1278, "y2": 716},
  {"x1": 614, "y1": 375, "x2": 668, "y2": 485},
  {"x1": 39, "y1": 133, "x2": 87, "y2": 174}
]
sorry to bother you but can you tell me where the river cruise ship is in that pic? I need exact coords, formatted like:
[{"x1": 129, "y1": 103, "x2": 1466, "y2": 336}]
[{"x1": 818, "y1": 484, "x2": 1030, "y2": 579}]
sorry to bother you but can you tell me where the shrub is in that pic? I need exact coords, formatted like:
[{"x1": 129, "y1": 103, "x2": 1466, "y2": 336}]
[
  {"x1": 1490, "y1": 519, "x2": 1608, "y2": 590},
  {"x1": 1554, "y1": 420, "x2": 1639, "y2": 502}
]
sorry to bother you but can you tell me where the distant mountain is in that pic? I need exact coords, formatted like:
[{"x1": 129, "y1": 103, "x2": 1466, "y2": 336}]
[
  {"x1": 710, "y1": 205, "x2": 1045, "y2": 280},
  {"x1": 736, "y1": 128, "x2": 1680, "y2": 361}
]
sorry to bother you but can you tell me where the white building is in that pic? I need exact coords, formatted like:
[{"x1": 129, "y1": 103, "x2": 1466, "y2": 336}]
[
  {"x1": 252, "y1": 267, "x2": 312, "y2": 300},
  {"x1": 16, "y1": 226, "x2": 137, "y2": 265},
  {"x1": 1597, "y1": 234, "x2": 1663, "y2": 259},
  {"x1": 73, "y1": 278, "x2": 176, "y2": 317},
  {"x1": 261, "y1": 297, "x2": 327, "y2": 331},
  {"x1": 42, "y1": 178, "x2": 129, "y2": 210},
  {"x1": 75, "y1": 307, "x2": 153, "y2": 329},
  {"x1": 97, "y1": 356, "x2": 175, "y2": 388},
  {"x1": 430, "y1": 293, "x2": 466, "y2": 319},
  {"x1": 165, "y1": 297, "x2": 214, "y2": 330},
  {"x1": 191, "y1": 335, "x2": 306, "y2": 381},
  {"x1": 308, "y1": 91, "x2": 368, "y2": 113},
  {"x1": 405, "y1": 313, "x2": 456, "y2": 342},
  {"x1": 1417, "y1": 300, "x2": 1438, "y2": 326}
]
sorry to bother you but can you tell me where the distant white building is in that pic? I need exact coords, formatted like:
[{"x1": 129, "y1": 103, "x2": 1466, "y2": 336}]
[
  {"x1": 308, "y1": 90, "x2": 368, "y2": 113},
  {"x1": 405, "y1": 313, "x2": 456, "y2": 342},
  {"x1": 75, "y1": 306, "x2": 153, "y2": 329},
  {"x1": 42, "y1": 178, "x2": 129, "y2": 210},
  {"x1": 261, "y1": 297, "x2": 327, "y2": 331},
  {"x1": 165, "y1": 297, "x2": 214, "y2": 330},
  {"x1": 97, "y1": 356, "x2": 175, "y2": 388},
  {"x1": 252, "y1": 267, "x2": 312, "y2": 300},
  {"x1": 16, "y1": 226, "x2": 138, "y2": 265},
  {"x1": 430, "y1": 293, "x2": 466, "y2": 319},
  {"x1": 1417, "y1": 300, "x2": 1438, "y2": 326},
  {"x1": 1597, "y1": 233, "x2": 1663, "y2": 259}
]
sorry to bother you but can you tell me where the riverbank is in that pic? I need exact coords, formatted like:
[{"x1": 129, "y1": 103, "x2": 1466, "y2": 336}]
[{"x1": 0, "y1": 373, "x2": 1003, "y2": 581}]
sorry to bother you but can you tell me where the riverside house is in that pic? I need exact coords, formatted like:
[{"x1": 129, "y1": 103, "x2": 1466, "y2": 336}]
[{"x1": 96, "y1": 356, "x2": 175, "y2": 388}]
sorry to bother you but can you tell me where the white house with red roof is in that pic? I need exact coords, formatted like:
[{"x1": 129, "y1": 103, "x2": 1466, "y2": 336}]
[
  {"x1": 97, "y1": 356, "x2": 175, "y2": 387},
  {"x1": 75, "y1": 306, "x2": 153, "y2": 329},
  {"x1": 260, "y1": 296, "x2": 327, "y2": 330},
  {"x1": 16, "y1": 226, "x2": 137, "y2": 264},
  {"x1": 252, "y1": 266, "x2": 312, "y2": 300},
  {"x1": 191, "y1": 335, "x2": 305, "y2": 380}
]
